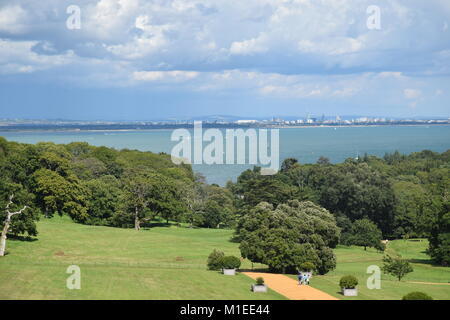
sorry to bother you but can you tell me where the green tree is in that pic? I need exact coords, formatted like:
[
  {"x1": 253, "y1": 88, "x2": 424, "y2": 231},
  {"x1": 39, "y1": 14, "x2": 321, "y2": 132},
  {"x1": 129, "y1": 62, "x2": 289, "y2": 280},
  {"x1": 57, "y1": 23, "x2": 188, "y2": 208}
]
[
  {"x1": 121, "y1": 170, "x2": 186, "y2": 230},
  {"x1": 200, "y1": 185, "x2": 235, "y2": 228},
  {"x1": 392, "y1": 180, "x2": 428, "y2": 238},
  {"x1": 33, "y1": 169, "x2": 88, "y2": 222},
  {"x1": 0, "y1": 195, "x2": 29, "y2": 256},
  {"x1": 382, "y1": 255, "x2": 413, "y2": 281},
  {"x1": 207, "y1": 249, "x2": 225, "y2": 270},
  {"x1": 237, "y1": 200, "x2": 339, "y2": 274},
  {"x1": 351, "y1": 218, "x2": 383, "y2": 251},
  {"x1": 84, "y1": 176, "x2": 122, "y2": 225}
]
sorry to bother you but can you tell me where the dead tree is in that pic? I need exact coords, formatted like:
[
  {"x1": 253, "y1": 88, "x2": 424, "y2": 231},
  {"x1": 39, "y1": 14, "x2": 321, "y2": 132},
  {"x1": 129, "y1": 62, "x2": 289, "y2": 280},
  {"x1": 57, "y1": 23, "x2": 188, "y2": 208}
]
[{"x1": 0, "y1": 195, "x2": 28, "y2": 257}]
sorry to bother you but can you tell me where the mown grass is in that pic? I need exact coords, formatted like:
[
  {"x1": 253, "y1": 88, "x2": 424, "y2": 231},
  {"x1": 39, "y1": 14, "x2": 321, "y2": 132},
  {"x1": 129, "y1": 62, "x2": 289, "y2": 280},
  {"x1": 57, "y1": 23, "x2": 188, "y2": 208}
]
[
  {"x1": 293, "y1": 241, "x2": 450, "y2": 300},
  {"x1": 2, "y1": 217, "x2": 449, "y2": 300},
  {"x1": 0, "y1": 216, "x2": 285, "y2": 300}
]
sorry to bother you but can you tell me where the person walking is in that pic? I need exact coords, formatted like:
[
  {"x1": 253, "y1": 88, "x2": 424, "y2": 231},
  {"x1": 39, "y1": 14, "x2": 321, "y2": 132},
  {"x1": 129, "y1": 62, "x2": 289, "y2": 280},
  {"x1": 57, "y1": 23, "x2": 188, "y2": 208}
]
[
  {"x1": 305, "y1": 272, "x2": 312, "y2": 285},
  {"x1": 297, "y1": 272, "x2": 303, "y2": 286}
]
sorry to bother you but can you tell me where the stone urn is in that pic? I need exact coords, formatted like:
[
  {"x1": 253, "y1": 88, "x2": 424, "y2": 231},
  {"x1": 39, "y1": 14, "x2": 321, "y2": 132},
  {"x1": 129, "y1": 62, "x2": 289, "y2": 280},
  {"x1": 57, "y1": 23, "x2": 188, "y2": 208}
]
[
  {"x1": 251, "y1": 284, "x2": 268, "y2": 293},
  {"x1": 223, "y1": 268, "x2": 236, "y2": 276},
  {"x1": 342, "y1": 287, "x2": 358, "y2": 296}
]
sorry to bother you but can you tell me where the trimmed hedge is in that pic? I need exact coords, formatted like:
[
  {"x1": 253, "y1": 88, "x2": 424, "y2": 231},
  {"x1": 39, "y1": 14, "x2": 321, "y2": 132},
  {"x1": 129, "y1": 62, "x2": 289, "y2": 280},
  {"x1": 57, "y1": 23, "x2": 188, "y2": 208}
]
[
  {"x1": 339, "y1": 275, "x2": 358, "y2": 289},
  {"x1": 221, "y1": 255, "x2": 241, "y2": 269},
  {"x1": 402, "y1": 292, "x2": 433, "y2": 300}
]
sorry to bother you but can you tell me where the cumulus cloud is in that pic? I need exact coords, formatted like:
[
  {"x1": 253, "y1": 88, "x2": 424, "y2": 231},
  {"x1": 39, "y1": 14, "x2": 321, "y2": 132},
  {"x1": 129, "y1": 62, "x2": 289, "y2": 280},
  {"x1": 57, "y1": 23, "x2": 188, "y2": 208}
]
[
  {"x1": 0, "y1": 5, "x2": 28, "y2": 34},
  {"x1": 0, "y1": 39, "x2": 75, "y2": 74},
  {"x1": 0, "y1": 0, "x2": 448, "y2": 116}
]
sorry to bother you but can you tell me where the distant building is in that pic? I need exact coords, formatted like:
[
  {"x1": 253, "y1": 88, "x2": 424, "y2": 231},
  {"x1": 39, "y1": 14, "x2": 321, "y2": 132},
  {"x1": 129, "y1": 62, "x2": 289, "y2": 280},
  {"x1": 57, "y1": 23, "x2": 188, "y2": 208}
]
[{"x1": 235, "y1": 120, "x2": 257, "y2": 124}]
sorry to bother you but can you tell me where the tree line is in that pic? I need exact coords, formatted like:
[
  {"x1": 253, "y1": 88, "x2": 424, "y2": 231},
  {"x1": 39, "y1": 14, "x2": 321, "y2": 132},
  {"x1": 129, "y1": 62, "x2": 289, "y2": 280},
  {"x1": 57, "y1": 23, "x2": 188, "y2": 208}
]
[
  {"x1": 0, "y1": 137, "x2": 235, "y2": 238},
  {"x1": 1, "y1": 136, "x2": 448, "y2": 267},
  {"x1": 228, "y1": 150, "x2": 449, "y2": 266}
]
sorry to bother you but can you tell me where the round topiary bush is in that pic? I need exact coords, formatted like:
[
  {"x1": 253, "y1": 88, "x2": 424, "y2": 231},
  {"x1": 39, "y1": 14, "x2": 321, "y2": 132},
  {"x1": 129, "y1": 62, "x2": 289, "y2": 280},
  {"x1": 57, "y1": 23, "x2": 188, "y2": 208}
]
[
  {"x1": 300, "y1": 262, "x2": 315, "y2": 272},
  {"x1": 339, "y1": 275, "x2": 358, "y2": 289},
  {"x1": 221, "y1": 255, "x2": 241, "y2": 269},
  {"x1": 207, "y1": 249, "x2": 225, "y2": 271},
  {"x1": 402, "y1": 292, "x2": 433, "y2": 300},
  {"x1": 256, "y1": 277, "x2": 265, "y2": 286}
]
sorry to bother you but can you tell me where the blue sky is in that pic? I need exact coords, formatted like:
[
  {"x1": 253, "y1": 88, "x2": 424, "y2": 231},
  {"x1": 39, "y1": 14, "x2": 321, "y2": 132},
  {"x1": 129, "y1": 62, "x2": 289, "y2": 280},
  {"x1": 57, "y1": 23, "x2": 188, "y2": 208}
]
[{"x1": 0, "y1": 0, "x2": 449, "y2": 120}]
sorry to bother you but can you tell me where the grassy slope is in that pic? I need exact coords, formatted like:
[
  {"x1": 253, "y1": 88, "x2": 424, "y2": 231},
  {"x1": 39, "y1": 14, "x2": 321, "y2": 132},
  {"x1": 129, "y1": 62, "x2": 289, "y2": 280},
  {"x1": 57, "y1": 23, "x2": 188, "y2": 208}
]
[
  {"x1": 296, "y1": 241, "x2": 450, "y2": 300},
  {"x1": 2, "y1": 217, "x2": 449, "y2": 300},
  {"x1": 0, "y1": 216, "x2": 285, "y2": 300}
]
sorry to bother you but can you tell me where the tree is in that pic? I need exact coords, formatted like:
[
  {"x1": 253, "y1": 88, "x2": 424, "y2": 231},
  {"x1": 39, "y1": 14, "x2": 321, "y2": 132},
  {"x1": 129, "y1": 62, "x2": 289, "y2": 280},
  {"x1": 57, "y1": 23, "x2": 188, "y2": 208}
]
[
  {"x1": 382, "y1": 255, "x2": 413, "y2": 281},
  {"x1": 237, "y1": 200, "x2": 339, "y2": 274},
  {"x1": 181, "y1": 182, "x2": 206, "y2": 228},
  {"x1": 351, "y1": 218, "x2": 383, "y2": 251},
  {"x1": 200, "y1": 185, "x2": 235, "y2": 228},
  {"x1": 317, "y1": 156, "x2": 330, "y2": 165},
  {"x1": 121, "y1": 170, "x2": 186, "y2": 230},
  {"x1": 392, "y1": 181, "x2": 428, "y2": 238},
  {"x1": 280, "y1": 158, "x2": 298, "y2": 172},
  {"x1": 0, "y1": 195, "x2": 28, "y2": 256},
  {"x1": 424, "y1": 169, "x2": 450, "y2": 266},
  {"x1": 33, "y1": 169, "x2": 88, "y2": 222},
  {"x1": 240, "y1": 175, "x2": 294, "y2": 208},
  {"x1": 207, "y1": 249, "x2": 225, "y2": 271},
  {"x1": 121, "y1": 171, "x2": 156, "y2": 231},
  {"x1": 84, "y1": 176, "x2": 122, "y2": 225}
]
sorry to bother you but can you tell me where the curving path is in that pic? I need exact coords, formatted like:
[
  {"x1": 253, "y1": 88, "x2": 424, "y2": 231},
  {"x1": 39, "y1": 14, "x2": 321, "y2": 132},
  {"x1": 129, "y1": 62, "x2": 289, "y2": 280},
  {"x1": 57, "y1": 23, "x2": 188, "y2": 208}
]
[{"x1": 243, "y1": 272, "x2": 339, "y2": 300}]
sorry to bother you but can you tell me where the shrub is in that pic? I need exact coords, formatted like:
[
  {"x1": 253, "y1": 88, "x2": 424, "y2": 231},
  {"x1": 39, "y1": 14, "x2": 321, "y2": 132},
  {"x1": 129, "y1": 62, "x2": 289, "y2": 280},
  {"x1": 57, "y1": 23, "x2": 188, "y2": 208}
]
[
  {"x1": 402, "y1": 292, "x2": 433, "y2": 300},
  {"x1": 207, "y1": 249, "x2": 225, "y2": 270},
  {"x1": 256, "y1": 277, "x2": 265, "y2": 286},
  {"x1": 339, "y1": 275, "x2": 358, "y2": 289},
  {"x1": 300, "y1": 262, "x2": 315, "y2": 272},
  {"x1": 221, "y1": 255, "x2": 241, "y2": 269}
]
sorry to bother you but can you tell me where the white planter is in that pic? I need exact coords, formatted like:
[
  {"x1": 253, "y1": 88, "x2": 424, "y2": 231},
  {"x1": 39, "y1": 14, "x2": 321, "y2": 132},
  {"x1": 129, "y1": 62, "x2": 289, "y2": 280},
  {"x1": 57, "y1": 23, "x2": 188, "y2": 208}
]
[
  {"x1": 342, "y1": 287, "x2": 358, "y2": 296},
  {"x1": 251, "y1": 284, "x2": 268, "y2": 293},
  {"x1": 223, "y1": 268, "x2": 236, "y2": 275}
]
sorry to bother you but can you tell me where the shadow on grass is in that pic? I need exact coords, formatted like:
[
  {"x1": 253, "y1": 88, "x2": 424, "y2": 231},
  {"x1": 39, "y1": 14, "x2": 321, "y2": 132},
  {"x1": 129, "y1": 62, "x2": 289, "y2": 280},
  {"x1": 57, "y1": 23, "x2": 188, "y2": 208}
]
[
  {"x1": 239, "y1": 268, "x2": 272, "y2": 273},
  {"x1": 8, "y1": 235, "x2": 37, "y2": 242},
  {"x1": 407, "y1": 258, "x2": 441, "y2": 267}
]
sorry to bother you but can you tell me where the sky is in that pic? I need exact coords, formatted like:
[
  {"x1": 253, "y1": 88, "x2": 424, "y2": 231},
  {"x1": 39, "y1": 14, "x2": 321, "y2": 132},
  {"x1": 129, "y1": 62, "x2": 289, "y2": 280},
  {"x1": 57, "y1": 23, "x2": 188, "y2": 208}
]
[{"x1": 0, "y1": 0, "x2": 449, "y2": 120}]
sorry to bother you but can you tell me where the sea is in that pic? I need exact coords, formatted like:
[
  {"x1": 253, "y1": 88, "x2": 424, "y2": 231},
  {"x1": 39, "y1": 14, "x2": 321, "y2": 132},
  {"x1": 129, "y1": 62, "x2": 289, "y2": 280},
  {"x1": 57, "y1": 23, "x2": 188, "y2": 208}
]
[{"x1": 1, "y1": 125, "x2": 449, "y2": 186}]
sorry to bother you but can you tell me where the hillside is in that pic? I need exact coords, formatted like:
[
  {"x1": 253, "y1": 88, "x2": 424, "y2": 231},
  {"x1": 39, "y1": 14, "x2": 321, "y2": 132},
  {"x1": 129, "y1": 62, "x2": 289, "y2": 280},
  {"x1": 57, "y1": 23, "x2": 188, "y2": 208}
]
[{"x1": 0, "y1": 217, "x2": 285, "y2": 300}]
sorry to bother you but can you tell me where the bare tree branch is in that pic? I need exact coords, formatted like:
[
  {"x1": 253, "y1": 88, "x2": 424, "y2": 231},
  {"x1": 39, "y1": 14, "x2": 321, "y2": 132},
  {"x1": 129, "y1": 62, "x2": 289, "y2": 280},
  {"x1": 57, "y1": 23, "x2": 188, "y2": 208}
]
[
  {"x1": 9, "y1": 206, "x2": 28, "y2": 218},
  {"x1": 5, "y1": 194, "x2": 13, "y2": 212}
]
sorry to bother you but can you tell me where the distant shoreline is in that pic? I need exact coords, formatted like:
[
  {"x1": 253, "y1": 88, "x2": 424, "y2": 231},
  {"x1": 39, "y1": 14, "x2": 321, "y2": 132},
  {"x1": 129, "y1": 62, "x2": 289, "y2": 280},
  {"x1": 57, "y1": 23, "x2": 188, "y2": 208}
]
[{"x1": 0, "y1": 123, "x2": 449, "y2": 134}]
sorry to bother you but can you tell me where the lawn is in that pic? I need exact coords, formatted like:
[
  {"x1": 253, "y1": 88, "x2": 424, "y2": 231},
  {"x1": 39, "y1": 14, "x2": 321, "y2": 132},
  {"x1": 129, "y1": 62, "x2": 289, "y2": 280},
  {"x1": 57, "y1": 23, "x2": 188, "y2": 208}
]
[
  {"x1": 294, "y1": 241, "x2": 450, "y2": 300},
  {"x1": 2, "y1": 217, "x2": 449, "y2": 300},
  {"x1": 0, "y1": 216, "x2": 285, "y2": 300}
]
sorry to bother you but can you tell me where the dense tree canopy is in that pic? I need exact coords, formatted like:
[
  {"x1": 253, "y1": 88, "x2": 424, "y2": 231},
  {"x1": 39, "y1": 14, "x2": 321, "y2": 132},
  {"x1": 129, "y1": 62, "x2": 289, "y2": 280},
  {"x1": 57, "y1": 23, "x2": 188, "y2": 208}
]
[
  {"x1": 229, "y1": 149, "x2": 450, "y2": 266},
  {"x1": 237, "y1": 200, "x2": 340, "y2": 274},
  {"x1": 1, "y1": 135, "x2": 449, "y2": 267}
]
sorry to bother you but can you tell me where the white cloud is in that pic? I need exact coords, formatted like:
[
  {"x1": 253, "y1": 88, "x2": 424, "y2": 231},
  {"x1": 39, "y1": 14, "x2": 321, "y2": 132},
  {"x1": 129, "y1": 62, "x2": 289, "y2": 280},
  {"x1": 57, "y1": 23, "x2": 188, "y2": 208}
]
[
  {"x1": 404, "y1": 88, "x2": 422, "y2": 99},
  {"x1": 0, "y1": 39, "x2": 74, "y2": 74},
  {"x1": 0, "y1": 5, "x2": 28, "y2": 34},
  {"x1": 0, "y1": 0, "x2": 448, "y2": 116},
  {"x1": 133, "y1": 70, "x2": 199, "y2": 82},
  {"x1": 230, "y1": 35, "x2": 267, "y2": 55}
]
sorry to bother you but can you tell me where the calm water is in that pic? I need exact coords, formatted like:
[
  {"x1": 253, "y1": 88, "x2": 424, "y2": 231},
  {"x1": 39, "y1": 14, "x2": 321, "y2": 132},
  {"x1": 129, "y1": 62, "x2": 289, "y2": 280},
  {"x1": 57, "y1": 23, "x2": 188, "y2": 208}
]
[{"x1": 1, "y1": 125, "x2": 450, "y2": 185}]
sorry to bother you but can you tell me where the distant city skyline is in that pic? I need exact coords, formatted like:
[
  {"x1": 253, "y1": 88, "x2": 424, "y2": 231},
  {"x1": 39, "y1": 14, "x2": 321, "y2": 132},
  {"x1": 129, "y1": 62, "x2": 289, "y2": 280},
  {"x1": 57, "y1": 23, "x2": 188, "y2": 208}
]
[
  {"x1": 1, "y1": 1, "x2": 449, "y2": 120},
  {"x1": 1, "y1": 113, "x2": 450, "y2": 123}
]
